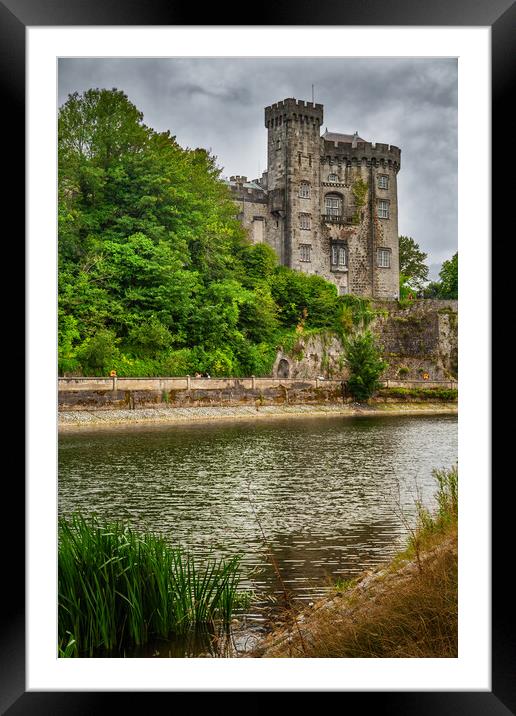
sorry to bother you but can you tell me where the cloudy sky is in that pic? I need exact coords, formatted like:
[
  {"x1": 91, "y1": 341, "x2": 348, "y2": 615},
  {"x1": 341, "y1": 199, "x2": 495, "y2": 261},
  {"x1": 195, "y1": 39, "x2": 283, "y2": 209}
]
[{"x1": 58, "y1": 58, "x2": 457, "y2": 279}]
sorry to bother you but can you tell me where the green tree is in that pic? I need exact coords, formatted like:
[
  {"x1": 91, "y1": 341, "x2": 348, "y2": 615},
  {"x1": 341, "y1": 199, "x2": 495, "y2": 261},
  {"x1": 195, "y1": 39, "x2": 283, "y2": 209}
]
[
  {"x1": 343, "y1": 331, "x2": 387, "y2": 402},
  {"x1": 438, "y1": 252, "x2": 458, "y2": 299},
  {"x1": 398, "y1": 235, "x2": 429, "y2": 292},
  {"x1": 76, "y1": 329, "x2": 121, "y2": 375}
]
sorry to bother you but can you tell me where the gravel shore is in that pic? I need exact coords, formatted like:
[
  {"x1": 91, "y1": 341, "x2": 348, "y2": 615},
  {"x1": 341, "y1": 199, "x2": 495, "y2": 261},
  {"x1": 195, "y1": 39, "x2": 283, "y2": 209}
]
[{"x1": 58, "y1": 402, "x2": 457, "y2": 431}]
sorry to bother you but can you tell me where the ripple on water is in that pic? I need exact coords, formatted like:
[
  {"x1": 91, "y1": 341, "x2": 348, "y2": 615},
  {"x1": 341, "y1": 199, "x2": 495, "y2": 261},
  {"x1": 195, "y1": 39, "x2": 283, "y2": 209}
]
[{"x1": 59, "y1": 414, "x2": 457, "y2": 623}]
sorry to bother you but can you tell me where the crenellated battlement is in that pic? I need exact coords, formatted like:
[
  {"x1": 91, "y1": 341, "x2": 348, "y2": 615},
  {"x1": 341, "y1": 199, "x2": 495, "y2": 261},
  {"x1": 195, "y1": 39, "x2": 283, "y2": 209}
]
[
  {"x1": 265, "y1": 98, "x2": 324, "y2": 128},
  {"x1": 321, "y1": 137, "x2": 401, "y2": 170}
]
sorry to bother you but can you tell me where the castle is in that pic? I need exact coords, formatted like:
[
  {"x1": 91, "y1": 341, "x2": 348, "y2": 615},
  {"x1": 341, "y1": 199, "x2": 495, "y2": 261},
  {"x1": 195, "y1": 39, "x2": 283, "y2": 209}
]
[{"x1": 226, "y1": 98, "x2": 401, "y2": 299}]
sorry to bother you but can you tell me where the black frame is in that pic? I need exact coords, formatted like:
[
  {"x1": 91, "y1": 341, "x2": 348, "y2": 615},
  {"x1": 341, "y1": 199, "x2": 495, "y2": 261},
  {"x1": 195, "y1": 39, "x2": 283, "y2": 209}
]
[{"x1": 5, "y1": 0, "x2": 509, "y2": 709}]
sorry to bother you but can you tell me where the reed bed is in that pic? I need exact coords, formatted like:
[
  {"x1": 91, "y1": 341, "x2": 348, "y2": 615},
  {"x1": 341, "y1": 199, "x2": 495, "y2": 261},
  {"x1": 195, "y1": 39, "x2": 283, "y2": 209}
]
[{"x1": 58, "y1": 513, "x2": 244, "y2": 657}]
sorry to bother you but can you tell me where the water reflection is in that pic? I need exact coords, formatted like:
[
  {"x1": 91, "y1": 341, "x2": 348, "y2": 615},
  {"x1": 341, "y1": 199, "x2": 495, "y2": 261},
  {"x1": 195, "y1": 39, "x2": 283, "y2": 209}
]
[{"x1": 59, "y1": 414, "x2": 457, "y2": 622}]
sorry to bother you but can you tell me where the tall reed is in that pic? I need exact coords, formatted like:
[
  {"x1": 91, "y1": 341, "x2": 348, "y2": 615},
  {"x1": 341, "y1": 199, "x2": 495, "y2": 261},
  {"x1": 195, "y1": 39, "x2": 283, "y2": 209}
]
[{"x1": 58, "y1": 513, "x2": 243, "y2": 657}]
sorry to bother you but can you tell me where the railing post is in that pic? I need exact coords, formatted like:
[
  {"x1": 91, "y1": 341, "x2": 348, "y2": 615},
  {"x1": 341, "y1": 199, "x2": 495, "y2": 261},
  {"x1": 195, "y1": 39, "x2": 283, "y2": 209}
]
[
  {"x1": 251, "y1": 375, "x2": 256, "y2": 389},
  {"x1": 186, "y1": 374, "x2": 191, "y2": 390}
]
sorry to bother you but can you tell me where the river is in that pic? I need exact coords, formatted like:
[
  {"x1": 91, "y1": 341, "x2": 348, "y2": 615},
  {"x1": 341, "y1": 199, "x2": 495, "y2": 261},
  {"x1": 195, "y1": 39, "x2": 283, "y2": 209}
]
[{"x1": 58, "y1": 413, "x2": 457, "y2": 655}]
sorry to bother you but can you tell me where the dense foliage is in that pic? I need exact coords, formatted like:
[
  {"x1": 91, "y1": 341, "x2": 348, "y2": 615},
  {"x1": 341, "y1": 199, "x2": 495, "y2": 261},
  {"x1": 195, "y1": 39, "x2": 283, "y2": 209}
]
[
  {"x1": 342, "y1": 331, "x2": 387, "y2": 402},
  {"x1": 58, "y1": 89, "x2": 362, "y2": 376}
]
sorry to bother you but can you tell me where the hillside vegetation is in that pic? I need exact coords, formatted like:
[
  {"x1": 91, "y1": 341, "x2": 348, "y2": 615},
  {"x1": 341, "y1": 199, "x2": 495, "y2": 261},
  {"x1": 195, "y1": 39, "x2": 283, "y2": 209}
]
[{"x1": 59, "y1": 89, "x2": 371, "y2": 378}]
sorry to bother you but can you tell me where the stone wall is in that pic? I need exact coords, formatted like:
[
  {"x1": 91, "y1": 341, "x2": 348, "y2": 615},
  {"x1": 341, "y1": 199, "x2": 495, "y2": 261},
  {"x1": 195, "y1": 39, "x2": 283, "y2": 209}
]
[
  {"x1": 371, "y1": 299, "x2": 458, "y2": 380},
  {"x1": 270, "y1": 299, "x2": 458, "y2": 382},
  {"x1": 58, "y1": 377, "x2": 346, "y2": 411},
  {"x1": 272, "y1": 332, "x2": 348, "y2": 380}
]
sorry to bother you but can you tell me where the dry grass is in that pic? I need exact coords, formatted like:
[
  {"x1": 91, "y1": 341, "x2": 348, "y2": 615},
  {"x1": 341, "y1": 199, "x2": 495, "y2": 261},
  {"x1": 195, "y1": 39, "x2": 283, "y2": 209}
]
[
  {"x1": 255, "y1": 526, "x2": 457, "y2": 658},
  {"x1": 251, "y1": 465, "x2": 458, "y2": 659}
]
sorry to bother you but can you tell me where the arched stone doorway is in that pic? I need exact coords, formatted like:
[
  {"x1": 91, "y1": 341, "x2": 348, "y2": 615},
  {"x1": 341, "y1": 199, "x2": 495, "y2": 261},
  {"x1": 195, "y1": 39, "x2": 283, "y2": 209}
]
[{"x1": 277, "y1": 358, "x2": 290, "y2": 378}]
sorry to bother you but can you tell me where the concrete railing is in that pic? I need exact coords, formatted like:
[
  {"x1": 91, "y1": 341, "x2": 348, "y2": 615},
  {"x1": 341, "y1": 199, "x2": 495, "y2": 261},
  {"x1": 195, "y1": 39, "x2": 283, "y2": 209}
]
[
  {"x1": 58, "y1": 376, "x2": 457, "y2": 392},
  {"x1": 58, "y1": 376, "x2": 345, "y2": 392}
]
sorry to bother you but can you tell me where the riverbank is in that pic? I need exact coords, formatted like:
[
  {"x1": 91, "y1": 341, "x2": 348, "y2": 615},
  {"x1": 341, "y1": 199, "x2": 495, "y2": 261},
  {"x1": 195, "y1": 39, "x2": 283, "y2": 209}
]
[
  {"x1": 251, "y1": 522, "x2": 458, "y2": 658},
  {"x1": 58, "y1": 401, "x2": 457, "y2": 431}
]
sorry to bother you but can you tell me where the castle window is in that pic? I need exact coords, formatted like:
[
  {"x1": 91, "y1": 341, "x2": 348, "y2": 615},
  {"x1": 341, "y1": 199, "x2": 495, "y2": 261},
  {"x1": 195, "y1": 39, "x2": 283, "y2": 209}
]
[
  {"x1": 300, "y1": 244, "x2": 312, "y2": 262},
  {"x1": 252, "y1": 217, "x2": 265, "y2": 243},
  {"x1": 299, "y1": 213, "x2": 311, "y2": 230},
  {"x1": 378, "y1": 199, "x2": 390, "y2": 219},
  {"x1": 328, "y1": 173, "x2": 338, "y2": 183},
  {"x1": 299, "y1": 181, "x2": 311, "y2": 198},
  {"x1": 325, "y1": 194, "x2": 342, "y2": 216},
  {"x1": 331, "y1": 244, "x2": 347, "y2": 268},
  {"x1": 276, "y1": 139, "x2": 281, "y2": 151},
  {"x1": 378, "y1": 174, "x2": 389, "y2": 189},
  {"x1": 377, "y1": 248, "x2": 391, "y2": 268}
]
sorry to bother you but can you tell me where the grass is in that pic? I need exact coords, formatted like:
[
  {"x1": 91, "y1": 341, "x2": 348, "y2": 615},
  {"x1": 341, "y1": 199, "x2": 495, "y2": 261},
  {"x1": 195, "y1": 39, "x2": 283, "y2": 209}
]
[
  {"x1": 378, "y1": 387, "x2": 458, "y2": 401},
  {"x1": 58, "y1": 513, "x2": 245, "y2": 657},
  {"x1": 256, "y1": 465, "x2": 458, "y2": 658}
]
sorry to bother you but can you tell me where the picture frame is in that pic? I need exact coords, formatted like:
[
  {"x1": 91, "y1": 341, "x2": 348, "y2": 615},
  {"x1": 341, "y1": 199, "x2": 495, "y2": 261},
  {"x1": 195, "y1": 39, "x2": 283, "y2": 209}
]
[{"x1": 4, "y1": 0, "x2": 507, "y2": 708}]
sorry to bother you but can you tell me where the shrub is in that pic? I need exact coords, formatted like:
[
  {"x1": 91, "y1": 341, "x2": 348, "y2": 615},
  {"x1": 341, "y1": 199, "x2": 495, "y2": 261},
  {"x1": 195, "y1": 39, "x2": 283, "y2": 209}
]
[
  {"x1": 127, "y1": 318, "x2": 173, "y2": 356},
  {"x1": 76, "y1": 329, "x2": 120, "y2": 375},
  {"x1": 343, "y1": 331, "x2": 387, "y2": 401}
]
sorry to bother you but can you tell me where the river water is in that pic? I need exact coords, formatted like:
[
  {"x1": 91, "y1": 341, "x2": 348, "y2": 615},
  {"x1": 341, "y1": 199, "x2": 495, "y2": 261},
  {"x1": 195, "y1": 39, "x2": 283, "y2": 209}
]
[{"x1": 58, "y1": 413, "x2": 457, "y2": 655}]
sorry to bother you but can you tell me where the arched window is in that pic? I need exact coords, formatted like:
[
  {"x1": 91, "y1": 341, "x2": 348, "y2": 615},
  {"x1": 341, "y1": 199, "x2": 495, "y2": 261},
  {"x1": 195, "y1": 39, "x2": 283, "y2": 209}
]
[{"x1": 325, "y1": 194, "x2": 343, "y2": 216}]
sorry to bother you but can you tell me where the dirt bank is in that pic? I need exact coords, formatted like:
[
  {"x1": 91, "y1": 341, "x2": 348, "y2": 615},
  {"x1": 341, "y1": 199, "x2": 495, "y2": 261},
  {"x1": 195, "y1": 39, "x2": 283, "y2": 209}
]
[{"x1": 251, "y1": 527, "x2": 458, "y2": 658}]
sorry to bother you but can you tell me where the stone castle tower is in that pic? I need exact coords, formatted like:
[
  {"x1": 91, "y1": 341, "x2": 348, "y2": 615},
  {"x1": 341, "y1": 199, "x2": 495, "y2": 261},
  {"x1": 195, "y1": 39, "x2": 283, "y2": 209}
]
[{"x1": 227, "y1": 97, "x2": 401, "y2": 299}]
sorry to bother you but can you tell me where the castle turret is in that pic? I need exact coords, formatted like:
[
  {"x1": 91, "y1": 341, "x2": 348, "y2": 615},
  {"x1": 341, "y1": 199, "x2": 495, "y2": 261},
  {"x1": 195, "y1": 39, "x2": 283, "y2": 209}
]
[{"x1": 264, "y1": 99, "x2": 324, "y2": 268}]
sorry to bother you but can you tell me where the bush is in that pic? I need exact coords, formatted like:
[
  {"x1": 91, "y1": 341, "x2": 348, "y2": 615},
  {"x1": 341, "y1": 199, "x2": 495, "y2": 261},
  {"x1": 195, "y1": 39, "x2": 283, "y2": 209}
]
[
  {"x1": 76, "y1": 329, "x2": 120, "y2": 375},
  {"x1": 343, "y1": 331, "x2": 387, "y2": 401},
  {"x1": 127, "y1": 318, "x2": 173, "y2": 356}
]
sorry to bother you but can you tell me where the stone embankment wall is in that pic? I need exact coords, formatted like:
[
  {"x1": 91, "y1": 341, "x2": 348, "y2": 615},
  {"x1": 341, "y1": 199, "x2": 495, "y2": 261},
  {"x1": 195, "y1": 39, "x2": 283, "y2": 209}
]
[
  {"x1": 58, "y1": 376, "x2": 456, "y2": 412},
  {"x1": 58, "y1": 377, "x2": 346, "y2": 411},
  {"x1": 271, "y1": 299, "x2": 458, "y2": 382}
]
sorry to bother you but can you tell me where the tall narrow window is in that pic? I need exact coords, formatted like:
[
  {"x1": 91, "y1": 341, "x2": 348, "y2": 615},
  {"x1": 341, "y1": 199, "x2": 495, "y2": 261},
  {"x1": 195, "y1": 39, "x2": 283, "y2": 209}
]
[
  {"x1": 377, "y1": 248, "x2": 391, "y2": 268},
  {"x1": 378, "y1": 199, "x2": 390, "y2": 219},
  {"x1": 331, "y1": 244, "x2": 347, "y2": 268},
  {"x1": 299, "y1": 181, "x2": 310, "y2": 198},
  {"x1": 300, "y1": 244, "x2": 312, "y2": 262},
  {"x1": 299, "y1": 213, "x2": 311, "y2": 230},
  {"x1": 325, "y1": 194, "x2": 342, "y2": 216},
  {"x1": 252, "y1": 217, "x2": 264, "y2": 243},
  {"x1": 378, "y1": 174, "x2": 389, "y2": 189}
]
